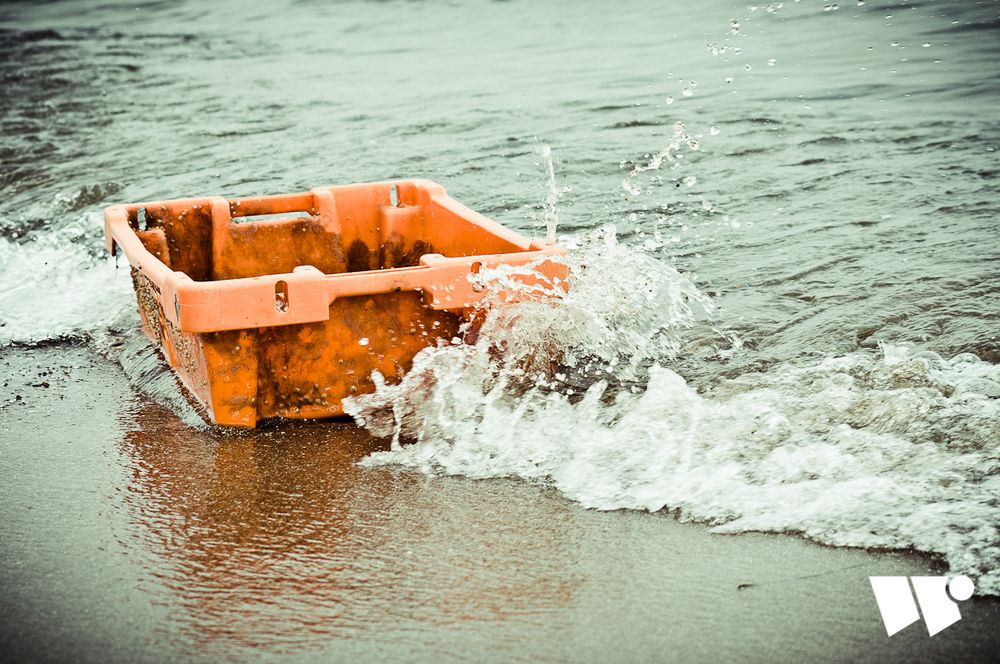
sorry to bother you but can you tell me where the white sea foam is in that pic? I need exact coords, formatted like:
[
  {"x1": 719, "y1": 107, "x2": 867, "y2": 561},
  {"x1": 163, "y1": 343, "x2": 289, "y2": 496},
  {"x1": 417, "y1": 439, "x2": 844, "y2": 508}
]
[
  {"x1": 0, "y1": 212, "x2": 135, "y2": 346},
  {"x1": 347, "y1": 227, "x2": 1000, "y2": 595}
]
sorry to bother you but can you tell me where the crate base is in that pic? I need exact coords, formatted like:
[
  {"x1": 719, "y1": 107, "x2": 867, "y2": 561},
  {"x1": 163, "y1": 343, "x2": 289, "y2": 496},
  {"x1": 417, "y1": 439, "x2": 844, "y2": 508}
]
[{"x1": 134, "y1": 270, "x2": 460, "y2": 427}]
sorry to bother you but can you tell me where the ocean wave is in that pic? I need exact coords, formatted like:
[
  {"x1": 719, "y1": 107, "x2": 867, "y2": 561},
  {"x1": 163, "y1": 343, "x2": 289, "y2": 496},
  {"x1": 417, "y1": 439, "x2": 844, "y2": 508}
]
[
  {"x1": 347, "y1": 229, "x2": 1000, "y2": 596},
  {"x1": 0, "y1": 212, "x2": 135, "y2": 347}
]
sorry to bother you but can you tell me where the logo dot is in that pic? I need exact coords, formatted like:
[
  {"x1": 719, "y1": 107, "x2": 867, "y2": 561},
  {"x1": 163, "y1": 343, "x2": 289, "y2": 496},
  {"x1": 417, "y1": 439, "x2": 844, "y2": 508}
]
[{"x1": 948, "y1": 575, "x2": 975, "y2": 601}]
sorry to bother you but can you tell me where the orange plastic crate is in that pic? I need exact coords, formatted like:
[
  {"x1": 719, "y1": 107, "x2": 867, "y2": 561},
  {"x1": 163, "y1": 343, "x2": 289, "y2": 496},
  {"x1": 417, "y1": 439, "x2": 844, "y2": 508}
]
[{"x1": 104, "y1": 179, "x2": 563, "y2": 427}]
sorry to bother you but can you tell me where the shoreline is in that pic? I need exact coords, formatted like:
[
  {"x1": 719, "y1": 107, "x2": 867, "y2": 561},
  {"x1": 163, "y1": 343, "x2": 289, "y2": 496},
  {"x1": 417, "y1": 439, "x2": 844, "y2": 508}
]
[{"x1": 1, "y1": 344, "x2": 997, "y2": 662}]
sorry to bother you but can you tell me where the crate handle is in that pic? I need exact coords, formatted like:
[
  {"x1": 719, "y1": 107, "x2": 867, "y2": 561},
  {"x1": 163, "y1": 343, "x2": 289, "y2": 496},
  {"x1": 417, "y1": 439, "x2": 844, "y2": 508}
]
[{"x1": 215, "y1": 189, "x2": 339, "y2": 231}]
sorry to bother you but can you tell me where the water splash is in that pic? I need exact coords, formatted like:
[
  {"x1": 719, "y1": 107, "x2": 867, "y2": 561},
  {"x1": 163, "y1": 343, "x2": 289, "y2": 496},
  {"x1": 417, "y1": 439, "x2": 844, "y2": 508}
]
[
  {"x1": 349, "y1": 264, "x2": 1000, "y2": 593},
  {"x1": 0, "y1": 213, "x2": 135, "y2": 347},
  {"x1": 620, "y1": 120, "x2": 708, "y2": 208},
  {"x1": 537, "y1": 144, "x2": 560, "y2": 245},
  {"x1": 344, "y1": 224, "x2": 714, "y2": 445},
  {"x1": 341, "y1": 196, "x2": 1000, "y2": 596}
]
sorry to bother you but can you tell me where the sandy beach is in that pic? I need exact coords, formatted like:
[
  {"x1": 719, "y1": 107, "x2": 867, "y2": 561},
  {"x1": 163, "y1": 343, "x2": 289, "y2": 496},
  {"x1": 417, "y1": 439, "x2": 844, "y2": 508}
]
[{"x1": 1, "y1": 346, "x2": 996, "y2": 662}]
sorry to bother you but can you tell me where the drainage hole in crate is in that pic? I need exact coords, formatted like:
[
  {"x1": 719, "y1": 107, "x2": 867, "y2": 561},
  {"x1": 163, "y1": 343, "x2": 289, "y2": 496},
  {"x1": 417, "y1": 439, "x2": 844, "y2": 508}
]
[
  {"x1": 470, "y1": 262, "x2": 485, "y2": 292},
  {"x1": 275, "y1": 280, "x2": 289, "y2": 313}
]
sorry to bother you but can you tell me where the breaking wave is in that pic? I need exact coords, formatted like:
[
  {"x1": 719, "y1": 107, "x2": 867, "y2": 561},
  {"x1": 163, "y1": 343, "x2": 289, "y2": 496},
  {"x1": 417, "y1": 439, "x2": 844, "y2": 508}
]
[
  {"x1": 0, "y1": 207, "x2": 135, "y2": 347},
  {"x1": 346, "y1": 226, "x2": 1000, "y2": 596}
]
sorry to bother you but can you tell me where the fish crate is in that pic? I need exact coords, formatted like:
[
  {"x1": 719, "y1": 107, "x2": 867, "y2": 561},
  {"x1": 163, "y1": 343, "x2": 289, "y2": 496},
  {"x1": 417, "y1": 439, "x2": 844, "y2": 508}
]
[{"x1": 104, "y1": 179, "x2": 564, "y2": 427}]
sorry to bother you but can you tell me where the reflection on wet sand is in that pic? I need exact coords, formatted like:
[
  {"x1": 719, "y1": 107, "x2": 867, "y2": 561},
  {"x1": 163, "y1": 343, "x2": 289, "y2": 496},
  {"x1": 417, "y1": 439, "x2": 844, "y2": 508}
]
[{"x1": 119, "y1": 399, "x2": 581, "y2": 656}]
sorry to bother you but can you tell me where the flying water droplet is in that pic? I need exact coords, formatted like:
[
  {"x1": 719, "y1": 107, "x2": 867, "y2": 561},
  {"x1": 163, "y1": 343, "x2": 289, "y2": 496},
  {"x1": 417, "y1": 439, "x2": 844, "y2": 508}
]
[
  {"x1": 622, "y1": 180, "x2": 642, "y2": 196},
  {"x1": 665, "y1": 96, "x2": 675, "y2": 105}
]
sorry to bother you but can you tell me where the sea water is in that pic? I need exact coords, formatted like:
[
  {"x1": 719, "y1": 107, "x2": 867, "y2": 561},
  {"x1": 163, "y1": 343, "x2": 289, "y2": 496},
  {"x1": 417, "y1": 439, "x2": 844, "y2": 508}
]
[{"x1": 1, "y1": 0, "x2": 997, "y2": 595}]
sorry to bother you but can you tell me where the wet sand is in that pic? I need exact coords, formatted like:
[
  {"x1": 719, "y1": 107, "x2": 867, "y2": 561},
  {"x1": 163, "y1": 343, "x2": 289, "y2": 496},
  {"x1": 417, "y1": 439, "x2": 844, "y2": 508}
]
[{"x1": 1, "y1": 346, "x2": 997, "y2": 663}]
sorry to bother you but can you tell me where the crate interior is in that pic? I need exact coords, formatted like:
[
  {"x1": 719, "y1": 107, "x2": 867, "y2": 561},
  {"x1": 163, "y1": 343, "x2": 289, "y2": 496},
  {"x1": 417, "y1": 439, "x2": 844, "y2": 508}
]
[{"x1": 126, "y1": 182, "x2": 527, "y2": 281}]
